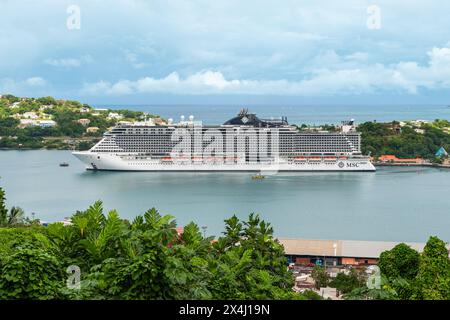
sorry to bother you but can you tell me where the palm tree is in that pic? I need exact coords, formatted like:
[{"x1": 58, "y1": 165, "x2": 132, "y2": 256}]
[
  {"x1": 0, "y1": 187, "x2": 8, "y2": 226},
  {"x1": 8, "y1": 206, "x2": 25, "y2": 226},
  {"x1": 0, "y1": 187, "x2": 26, "y2": 227}
]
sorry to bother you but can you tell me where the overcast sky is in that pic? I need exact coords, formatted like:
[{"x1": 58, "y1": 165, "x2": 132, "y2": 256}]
[{"x1": 1, "y1": 0, "x2": 450, "y2": 105}]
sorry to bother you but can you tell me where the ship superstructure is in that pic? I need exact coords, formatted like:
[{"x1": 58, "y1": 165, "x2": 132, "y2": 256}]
[{"x1": 73, "y1": 109, "x2": 375, "y2": 172}]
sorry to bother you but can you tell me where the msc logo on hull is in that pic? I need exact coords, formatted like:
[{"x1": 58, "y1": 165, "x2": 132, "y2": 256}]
[
  {"x1": 346, "y1": 163, "x2": 359, "y2": 168},
  {"x1": 338, "y1": 162, "x2": 360, "y2": 168}
]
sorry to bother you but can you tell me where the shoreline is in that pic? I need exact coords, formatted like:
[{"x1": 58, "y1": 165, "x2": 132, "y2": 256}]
[
  {"x1": 374, "y1": 162, "x2": 450, "y2": 169},
  {"x1": 2, "y1": 148, "x2": 450, "y2": 169}
]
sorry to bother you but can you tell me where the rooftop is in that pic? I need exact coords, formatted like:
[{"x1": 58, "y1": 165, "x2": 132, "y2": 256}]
[{"x1": 277, "y1": 238, "x2": 448, "y2": 259}]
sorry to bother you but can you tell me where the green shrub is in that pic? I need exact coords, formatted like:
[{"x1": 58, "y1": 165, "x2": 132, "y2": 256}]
[{"x1": 0, "y1": 247, "x2": 64, "y2": 299}]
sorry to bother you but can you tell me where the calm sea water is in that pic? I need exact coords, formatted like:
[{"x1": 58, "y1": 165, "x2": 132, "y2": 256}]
[
  {"x1": 1, "y1": 150, "x2": 449, "y2": 243},
  {"x1": 100, "y1": 104, "x2": 450, "y2": 125}
]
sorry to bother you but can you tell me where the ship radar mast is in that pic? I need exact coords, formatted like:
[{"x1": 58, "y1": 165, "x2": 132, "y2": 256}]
[{"x1": 238, "y1": 108, "x2": 250, "y2": 116}]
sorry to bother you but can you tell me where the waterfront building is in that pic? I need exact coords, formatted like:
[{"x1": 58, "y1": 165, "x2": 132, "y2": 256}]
[
  {"x1": 280, "y1": 238, "x2": 449, "y2": 267},
  {"x1": 378, "y1": 155, "x2": 424, "y2": 164}
]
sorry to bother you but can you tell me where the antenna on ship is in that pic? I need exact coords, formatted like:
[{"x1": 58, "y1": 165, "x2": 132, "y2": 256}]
[{"x1": 239, "y1": 108, "x2": 250, "y2": 117}]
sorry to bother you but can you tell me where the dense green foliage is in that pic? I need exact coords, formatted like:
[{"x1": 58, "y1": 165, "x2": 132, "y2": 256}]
[
  {"x1": 0, "y1": 188, "x2": 7, "y2": 226},
  {"x1": 378, "y1": 243, "x2": 420, "y2": 280},
  {"x1": 0, "y1": 186, "x2": 305, "y2": 300},
  {"x1": 358, "y1": 120, "x2": 450, "y2": 160},
  {"x1": 329, "y1": 269, "x2": 365, "y2": 294},
  {"x1": 208, "y1": 214, "x2": 294, "y2": 299},
  {"x1": 311, "y1": 266, "x2": 329, "y2": 289},
  {"x1": 1, "y1": 186, "x2": 449, "y2": 300},
  {"x1": 0, "y1": 187, "x2": 27, "y2": 227},
  {"x1": 345, "y1": 240, "x2": 450, "y2": 300},
  {"x1": 0, "y1": 94, "x2": 150, "y2": 149},
  {"x1": 415, "y1": 237, "x2": 450, "y2": 299},
  {"x1": 0, "y1": 247, "x2": 64, "y2": 299}
]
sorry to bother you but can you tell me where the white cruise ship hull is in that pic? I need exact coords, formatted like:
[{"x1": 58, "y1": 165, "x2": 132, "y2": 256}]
[{"x1": 73, "y1": 151, "x2": 376, "y2": 172}]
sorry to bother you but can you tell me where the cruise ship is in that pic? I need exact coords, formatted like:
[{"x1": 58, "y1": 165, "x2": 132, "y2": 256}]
[{"x1": 72, "y1": 109, "x2": 376, "y2": 172}]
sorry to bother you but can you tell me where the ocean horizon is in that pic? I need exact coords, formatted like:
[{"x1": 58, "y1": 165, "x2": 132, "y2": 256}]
[{"x1": 96, "y1": 104, "x2": 450, "y2": 125}]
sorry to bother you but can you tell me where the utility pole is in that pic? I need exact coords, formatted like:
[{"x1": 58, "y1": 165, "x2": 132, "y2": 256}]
[
  {"x1": 333, "y1": 243, "x2": 337, "y2": 266},
  {"x1": 201, "y1": 226, "x2": 207, "y2": 238}
]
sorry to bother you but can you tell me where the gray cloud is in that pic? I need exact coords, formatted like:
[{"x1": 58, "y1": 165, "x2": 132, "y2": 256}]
[
  {"x1": 80, "y1": 45, "x2": 450, "y2": 96},
  {"x1": 2, "y1": 0, "x2": 450, "y2": 102}
]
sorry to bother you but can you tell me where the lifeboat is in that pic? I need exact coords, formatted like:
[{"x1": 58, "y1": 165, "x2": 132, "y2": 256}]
[{"x1": 293, "y1": 157, "x2": 307, "y2": 163}]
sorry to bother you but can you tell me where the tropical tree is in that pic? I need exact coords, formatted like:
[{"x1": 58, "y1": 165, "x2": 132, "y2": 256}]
[
  {"x1": 0, "y1": 187, "x2": 8, "y2": 227},
  {"x1": 329, "y1": 269, "x2": 365, "y2": 295},
  {"x1": 343, "y1": 276, "x2": 398, "y2": 300},
  {"x1": 7, "y1": 206, "x2": 25, "y2": 226},
  {"x1": 378, "y1": 243, "x2": 420, "y2": 280},
  {"x1": 311, "y1": 265, "x2": 329, "y2": 290},
  {"x1": 165, "y1": 222, "x2": 213, "y2": 299},
  {"x1": 72, "y1": 206, "x2": 213, "y2": 300},
  {"x1": 414, "y1": 236, "x2": 450, "y2": 300},
  {"x1": 209, "y1": 214, "x2": 294, "y2": 299},
  {"x1": 0, "y1": 188, "x2": 27, "y2": 227},
  {"x1": 373, "y1": 243, "x2": 421, "y2": 299}
]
